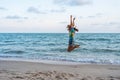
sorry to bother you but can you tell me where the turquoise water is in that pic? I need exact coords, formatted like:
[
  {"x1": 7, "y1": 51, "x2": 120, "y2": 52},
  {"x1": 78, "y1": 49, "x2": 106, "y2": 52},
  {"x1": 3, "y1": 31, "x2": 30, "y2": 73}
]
[{"x1": 0, "y1": 33, "x2": 120, "y2": 64}]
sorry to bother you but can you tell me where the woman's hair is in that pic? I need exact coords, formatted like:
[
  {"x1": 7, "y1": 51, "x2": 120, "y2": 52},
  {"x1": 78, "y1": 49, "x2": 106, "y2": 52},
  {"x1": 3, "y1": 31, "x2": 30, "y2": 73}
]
[
  {"x1": 67, "y1": 25, "x2": 79, "y2": 32},
  {"x1": 67, "y1": 25, "x2": 71, "y2": 31}
]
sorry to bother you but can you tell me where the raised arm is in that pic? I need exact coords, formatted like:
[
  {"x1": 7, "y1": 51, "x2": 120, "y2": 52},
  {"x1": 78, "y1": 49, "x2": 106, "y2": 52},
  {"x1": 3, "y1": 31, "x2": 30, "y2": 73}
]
[
  {"x1": 70, "y1": 15, "x2": 72, "y2": 26},
  {"x1": 73, "y1": 17, "x2": 79, "y2": 32},
  {"x1": 73, "y1": 17, "x2": 75, "y2": 26}
]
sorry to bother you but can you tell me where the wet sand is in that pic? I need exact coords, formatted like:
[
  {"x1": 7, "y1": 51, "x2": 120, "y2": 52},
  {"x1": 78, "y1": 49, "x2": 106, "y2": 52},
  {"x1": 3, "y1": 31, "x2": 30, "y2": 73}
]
[{"x1": 0, "y1": 60, "x2": 120, "y2": 80}]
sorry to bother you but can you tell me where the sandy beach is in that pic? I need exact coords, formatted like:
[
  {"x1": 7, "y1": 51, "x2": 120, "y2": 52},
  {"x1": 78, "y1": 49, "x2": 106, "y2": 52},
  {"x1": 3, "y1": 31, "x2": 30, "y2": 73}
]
[{"x1": 0, "y1": 60, "x2": 120, "y2": 80}]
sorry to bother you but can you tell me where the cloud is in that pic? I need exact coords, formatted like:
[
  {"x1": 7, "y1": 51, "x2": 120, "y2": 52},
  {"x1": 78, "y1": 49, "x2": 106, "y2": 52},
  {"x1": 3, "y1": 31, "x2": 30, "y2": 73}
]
[
  {"x1": 96, "y1": 13, "x2": 103, "y2": 16},
  {"x1": 91, "y1": 22, "x2": 120, "y2": 26},
  {"x1": 50, "y1": 8, "x2": 66, "y2": 13},
  {"x1": 87, "y1": 16, "x2": 96, "y2": 18},
  {"x1": 5, "y1": 15, "x2": 28, "y2": 19},
  {"x1": 80, "y1": 13, "x2": 104, "y2": 19},
  {"x1": 27, "y1": 6, "x2": 66, "y2": 14},
  {"x1": 59, "y1": 21, "x2": 67, "y2": 24},
  {"x1": 54, "y1": 0, "x2": 92, "y2": 6},
  {"x1": 0, "y1": 7, "x2": 7, "y2": 10},
  {"x1": 27, "y1": 7, "x2": 46, "y2": 14},
  {"x1": 108, "y1": 22, "x2": 120, "y2": 25}
]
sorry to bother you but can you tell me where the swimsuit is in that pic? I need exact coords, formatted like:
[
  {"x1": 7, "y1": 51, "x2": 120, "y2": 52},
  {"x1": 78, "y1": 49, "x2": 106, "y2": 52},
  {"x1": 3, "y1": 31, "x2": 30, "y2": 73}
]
[{"x1": 69, "y1": 27, "x2": 75, "y2": 46}]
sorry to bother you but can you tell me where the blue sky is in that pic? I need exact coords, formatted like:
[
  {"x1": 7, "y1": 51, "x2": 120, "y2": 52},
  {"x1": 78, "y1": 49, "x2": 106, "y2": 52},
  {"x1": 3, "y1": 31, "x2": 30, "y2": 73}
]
[{"x1": 0, "y1": 0, "x2": 120, "y2": 33}]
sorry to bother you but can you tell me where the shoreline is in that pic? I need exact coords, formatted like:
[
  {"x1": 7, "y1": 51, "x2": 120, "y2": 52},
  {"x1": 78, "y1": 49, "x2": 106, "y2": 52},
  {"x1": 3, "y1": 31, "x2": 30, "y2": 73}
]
[
  {"x1": 0, "y1": 58, "x2": 82, "y2": 65},
  {"x1": 0, "y1": 58, "x2": 120, "y2": 65},
  {"x1": 0, "y1": 60, "x2": 120, "y2": 80}
]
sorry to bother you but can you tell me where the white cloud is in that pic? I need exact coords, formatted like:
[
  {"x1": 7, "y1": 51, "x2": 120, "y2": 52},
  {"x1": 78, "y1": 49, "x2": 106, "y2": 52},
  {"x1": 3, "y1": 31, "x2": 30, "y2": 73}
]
[
  {"x1": 54, "y1": 0, "x2": 92, "y2": 6},
  {"x1": 0, "y1": 7, "x2": 7, "y2": 10},
  {"x1": 5, "y1": 15, "x2": 28, "y2": 20},
  {"x1": 50, "y1": 8, "x2": 66, "y2": 13},
  {"x1": 91, "y1": 21, "x2": 120, "y2": 26},
  {"x1": 27, "y1": 7, "x2": 46, "y2": 14}
]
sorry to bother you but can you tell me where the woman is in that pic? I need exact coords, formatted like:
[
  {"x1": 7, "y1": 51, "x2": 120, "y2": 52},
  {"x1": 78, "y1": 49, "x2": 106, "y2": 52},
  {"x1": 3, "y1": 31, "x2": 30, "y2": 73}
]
[{"x1": 67, "y1": 15, "x2": 79, "y2": 52}]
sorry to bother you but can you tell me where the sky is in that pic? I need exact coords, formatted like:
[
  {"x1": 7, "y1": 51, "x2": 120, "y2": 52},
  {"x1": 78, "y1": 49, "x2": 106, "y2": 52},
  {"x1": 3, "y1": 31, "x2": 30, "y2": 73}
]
[{"x1": 0, "y1": 0, "x2": 120, "y2": 33}]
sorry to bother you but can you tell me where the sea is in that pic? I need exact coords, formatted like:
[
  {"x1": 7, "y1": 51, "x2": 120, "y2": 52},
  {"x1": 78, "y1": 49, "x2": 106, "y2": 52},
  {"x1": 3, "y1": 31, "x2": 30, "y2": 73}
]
[{"x1": 0, "y1": 33, "x2": 120, "y2": 64}]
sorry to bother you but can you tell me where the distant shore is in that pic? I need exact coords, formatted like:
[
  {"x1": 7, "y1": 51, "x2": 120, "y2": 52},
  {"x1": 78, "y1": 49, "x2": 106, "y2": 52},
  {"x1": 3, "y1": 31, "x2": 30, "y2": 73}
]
[{"x1": 0, "y1": 60, "x2": 120, "y2": 80}]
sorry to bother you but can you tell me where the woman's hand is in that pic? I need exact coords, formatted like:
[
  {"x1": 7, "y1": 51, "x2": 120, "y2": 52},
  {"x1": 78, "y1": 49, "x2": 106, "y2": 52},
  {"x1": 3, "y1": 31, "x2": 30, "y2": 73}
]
[
  {"x1": 73, "y1": 17, "x2": 75, "y2": 20},
  {"x1": 74, "y1": 28, "x2": 79, "y2": 32}
]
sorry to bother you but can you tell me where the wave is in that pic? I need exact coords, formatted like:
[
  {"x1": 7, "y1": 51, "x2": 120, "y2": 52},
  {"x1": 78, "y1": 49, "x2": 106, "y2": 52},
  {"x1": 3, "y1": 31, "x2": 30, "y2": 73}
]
[
  {"x1": 115, "y1": 53, "x2": 120, "y2": 56},
  {"x1": 35, "y1": 56, "x2": 120, "y2": 64},
  {"x1": 4, "y1": 40, "x2": 15, "y2": 43},
  {"x1": 91, "y1": 48, "x2": 120, "y2": 53},
  {"x1": 80, "y1": 38, "x2": 110, "y2": 41},
  {"x1": 50, "y1": 48, "x2": 67, "y2": 52},
  {"x1": 3, "y1": 50, "x2": 26, "y2": 54},
  {"x1": 0, "y1": 54, "x2": 23, "y2": 58}
]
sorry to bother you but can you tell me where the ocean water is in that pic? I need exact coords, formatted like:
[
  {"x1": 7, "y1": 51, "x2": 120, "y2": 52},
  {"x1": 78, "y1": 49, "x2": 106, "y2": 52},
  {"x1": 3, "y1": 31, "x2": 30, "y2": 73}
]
[{"x1": 0, "y1": 33, "x2": 120, "y2": 64}]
